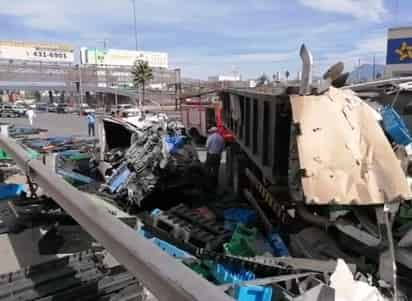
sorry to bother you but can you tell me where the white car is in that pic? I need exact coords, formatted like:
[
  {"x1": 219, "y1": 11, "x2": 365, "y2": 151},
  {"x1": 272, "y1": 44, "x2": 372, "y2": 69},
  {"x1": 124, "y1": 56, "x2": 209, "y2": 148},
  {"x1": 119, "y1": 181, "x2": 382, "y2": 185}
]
[
  {"x1": 12, "y1": 105, "x2": 27, "y2": 116},
  {"x1": 111, "y1": 104, "x2": 141, "y2": 117},
  {"x1": 0, "y1": 104, "x2": 19, "y2": 117},
  {"x1": 78, "y1": 104, "x2": 95, "y2": 115}
]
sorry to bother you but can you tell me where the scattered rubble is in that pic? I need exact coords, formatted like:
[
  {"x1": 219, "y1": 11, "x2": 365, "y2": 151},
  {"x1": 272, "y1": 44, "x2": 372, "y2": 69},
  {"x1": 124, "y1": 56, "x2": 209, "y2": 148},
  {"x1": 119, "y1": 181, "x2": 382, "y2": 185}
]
[
  {"x1": 96, "y1": 114, "x2": 205, "y2": 210},
  {"x1": 3, "y1": 89, "x2": 412, "y2": 300},
  {"x1": 0, "y1": 250, "x2": 145, "y2": 301}
]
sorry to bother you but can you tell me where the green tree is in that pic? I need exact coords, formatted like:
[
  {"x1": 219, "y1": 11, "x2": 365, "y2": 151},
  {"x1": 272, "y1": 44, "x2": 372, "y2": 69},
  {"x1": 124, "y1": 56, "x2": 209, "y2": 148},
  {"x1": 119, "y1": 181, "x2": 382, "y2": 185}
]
[
  {"x1": 256, "y1": 73, "x2": 269, "y2": 87},
  {"x1": 131, "y1": 60, "x2": 154, "y2": 107},
  {"x1": 285, "y1": 70, "x2": 290, "y2": 81}
]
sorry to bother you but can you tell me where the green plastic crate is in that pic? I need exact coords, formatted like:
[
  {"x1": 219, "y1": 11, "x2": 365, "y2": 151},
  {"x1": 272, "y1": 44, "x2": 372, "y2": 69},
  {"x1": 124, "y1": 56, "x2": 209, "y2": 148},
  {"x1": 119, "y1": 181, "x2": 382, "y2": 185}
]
[
  {"x1": 0, "y1": 149, "x2": 11, "y2": 161},
  {"x1": 223, "y1": 223, "x2": 257, "y2": 257}
]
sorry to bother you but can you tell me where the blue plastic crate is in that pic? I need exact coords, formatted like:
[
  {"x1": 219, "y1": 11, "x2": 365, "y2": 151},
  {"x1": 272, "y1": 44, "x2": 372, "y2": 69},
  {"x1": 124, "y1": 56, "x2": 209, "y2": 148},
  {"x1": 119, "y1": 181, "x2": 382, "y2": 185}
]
[
  {"x1": 234, "y1": 285, "x2": 273, "y2": 301},
  {"x1": 152, "y1": 237, "x2": 192, "y2": 259},
  {"x1": 267, "y1": 232, "x2": 289, "y2": 257},
  {"x1": 224, "y1": 221, "x2": 237, "y2": 232},
  {"x1": 0, "y1": 184, "x2": 25, "y2": 200},
  {"x1": 59, "y1": 150, "x2": 81, "y2": 157},
  {"x1": 137, "y1": 229, "x2": 191, "y2": 259},
  {"x1": 381, "y1": 106, "x2": 412, "y2": 146},
  {"x1": 57, "y1": 169, "x2": 94, "y2": 185},
  {"x1": 137, "y1": 229, "x2": 154, "y2": 239},
  {"x1": 224, "y1": 208, "x2": 257, "y2": 225},
  {"x1": 212, "y1": 264, "x2": 255, "y2": 284}
]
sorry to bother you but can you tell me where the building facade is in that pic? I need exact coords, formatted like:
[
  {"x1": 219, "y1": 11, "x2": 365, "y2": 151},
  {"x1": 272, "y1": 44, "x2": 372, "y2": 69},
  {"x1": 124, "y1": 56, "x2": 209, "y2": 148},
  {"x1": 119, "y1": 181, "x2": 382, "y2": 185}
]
[
  {"x1": 80, "y1": 48, "x2": 168, "y2": 69},
  {"x1": 208, "y1": 75, "x2": 241, "y2": 82},
  {"x1": 385, "y1": 27, "x2": 412, "y2": 77}
]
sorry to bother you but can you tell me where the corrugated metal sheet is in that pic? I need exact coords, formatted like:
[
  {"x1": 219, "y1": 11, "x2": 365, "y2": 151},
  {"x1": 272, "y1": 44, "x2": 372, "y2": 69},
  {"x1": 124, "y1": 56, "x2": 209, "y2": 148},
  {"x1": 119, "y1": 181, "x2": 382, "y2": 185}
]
[{"x1": 290, "y1": 87, "x2": 411, "y2": 205}]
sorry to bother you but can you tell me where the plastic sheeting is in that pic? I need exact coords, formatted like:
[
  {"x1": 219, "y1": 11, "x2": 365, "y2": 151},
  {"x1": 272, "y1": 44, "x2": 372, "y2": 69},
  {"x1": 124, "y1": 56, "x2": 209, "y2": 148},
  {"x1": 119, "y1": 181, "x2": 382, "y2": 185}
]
[{"x1": 330, "y1": 259, "x2": 385, "y2": 301}]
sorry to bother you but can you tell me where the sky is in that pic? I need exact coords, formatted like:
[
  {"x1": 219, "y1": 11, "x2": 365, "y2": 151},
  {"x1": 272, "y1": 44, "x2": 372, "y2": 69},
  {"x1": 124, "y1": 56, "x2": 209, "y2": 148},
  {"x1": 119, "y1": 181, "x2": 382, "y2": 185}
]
[{"x1": 0, "y1": 0, "x2": 411, "y2": 79}]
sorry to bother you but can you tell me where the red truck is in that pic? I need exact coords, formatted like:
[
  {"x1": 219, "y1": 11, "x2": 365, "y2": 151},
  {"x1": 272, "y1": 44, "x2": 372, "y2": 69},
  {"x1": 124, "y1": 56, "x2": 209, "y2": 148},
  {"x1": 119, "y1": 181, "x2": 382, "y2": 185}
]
[{"x1": 181, "y1": 94, "x2": 234, "y2": 144}]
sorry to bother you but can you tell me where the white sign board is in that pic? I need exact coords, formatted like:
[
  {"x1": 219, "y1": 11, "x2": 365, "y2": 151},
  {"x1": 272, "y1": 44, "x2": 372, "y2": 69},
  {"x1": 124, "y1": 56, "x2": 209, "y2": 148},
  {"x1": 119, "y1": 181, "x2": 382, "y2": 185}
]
[
  {"x1": 0, "y1": 41, "x2": 74, "y2": 63},
  {"x1": 82, "y1": 48, "x2": 168, "y2": 68}
]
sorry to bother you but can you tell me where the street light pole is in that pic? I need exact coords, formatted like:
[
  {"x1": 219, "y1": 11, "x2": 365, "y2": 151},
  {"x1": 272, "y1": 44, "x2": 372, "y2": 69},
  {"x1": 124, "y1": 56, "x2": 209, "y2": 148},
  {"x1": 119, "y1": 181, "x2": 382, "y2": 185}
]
[
  {"x1": 77, "y1": 65, "x2": 83, "y2": 108},
  {"x1": 132, "y1": 0, "x2": 138, "y2": 50}
]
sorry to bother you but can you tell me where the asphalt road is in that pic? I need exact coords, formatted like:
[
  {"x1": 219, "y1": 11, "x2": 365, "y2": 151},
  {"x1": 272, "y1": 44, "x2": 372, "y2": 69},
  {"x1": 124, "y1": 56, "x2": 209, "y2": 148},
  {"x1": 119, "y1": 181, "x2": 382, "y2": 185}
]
[
  {"x1": 1, "y1": 112, "x2": 90, "y2": 137},
  {"x1": 0, "y1": 112, "x2": 99, "y2": 274},
  {"x1": 1, "y1": 110, "x2": 182, "y2": 138}
]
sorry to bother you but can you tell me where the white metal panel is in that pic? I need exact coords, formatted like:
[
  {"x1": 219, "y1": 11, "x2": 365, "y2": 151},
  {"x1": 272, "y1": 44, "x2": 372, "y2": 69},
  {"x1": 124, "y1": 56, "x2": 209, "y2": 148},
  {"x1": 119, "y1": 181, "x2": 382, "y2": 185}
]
[{"x1": 290, "y1": 87, "x2": 411, "y2": 205}]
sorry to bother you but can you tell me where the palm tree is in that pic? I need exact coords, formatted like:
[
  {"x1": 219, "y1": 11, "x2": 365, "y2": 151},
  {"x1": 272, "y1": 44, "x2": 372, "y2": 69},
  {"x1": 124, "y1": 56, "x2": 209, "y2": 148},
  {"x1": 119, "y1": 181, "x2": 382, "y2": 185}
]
[
  {"x1": 131, "y1": 60, "x2": 153, "y2": 107},
  {"x1": 256, "y1": 73, "x2": 269, "y2": 87}
]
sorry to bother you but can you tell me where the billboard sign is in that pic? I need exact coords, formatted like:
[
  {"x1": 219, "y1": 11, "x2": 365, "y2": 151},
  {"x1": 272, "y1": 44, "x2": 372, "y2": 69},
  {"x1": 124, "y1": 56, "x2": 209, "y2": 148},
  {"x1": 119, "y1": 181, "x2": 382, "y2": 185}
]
[
  {"x1": 82, "y1": 48, "x2": 168, "y2": 68},
  {"x1": 387, "y1": 38, "x2": 412, "y2": 65},
  {"x1": 0, "y1": 40, "x2": 74, "y2": 63}
]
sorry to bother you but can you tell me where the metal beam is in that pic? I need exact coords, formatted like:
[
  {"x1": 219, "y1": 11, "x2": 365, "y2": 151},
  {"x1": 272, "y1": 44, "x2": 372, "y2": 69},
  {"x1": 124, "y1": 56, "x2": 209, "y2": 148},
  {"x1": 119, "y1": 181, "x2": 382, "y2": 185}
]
[{"x1": 0, "y1": 135, "x2": 233, "y2": 301}]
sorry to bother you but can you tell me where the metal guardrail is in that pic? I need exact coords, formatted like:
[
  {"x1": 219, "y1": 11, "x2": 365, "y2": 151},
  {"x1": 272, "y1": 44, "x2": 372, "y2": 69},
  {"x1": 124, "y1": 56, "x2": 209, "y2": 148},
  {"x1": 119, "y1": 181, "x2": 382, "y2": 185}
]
[{"x1": 0, "y1": 135, "x2": 233, "y2": 301}]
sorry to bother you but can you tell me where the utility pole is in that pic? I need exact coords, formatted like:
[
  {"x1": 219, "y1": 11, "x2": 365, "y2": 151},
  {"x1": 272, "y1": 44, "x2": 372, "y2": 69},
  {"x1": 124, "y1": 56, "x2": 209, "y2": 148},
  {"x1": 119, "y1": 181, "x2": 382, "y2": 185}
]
[
  {"x1": 132, "y1": 0, "x2": 138, "y2": 50},
  {"x1": 372, "y1": 55, "x2": 376, "y2": 80},
  {"x1": 174, "y1": 68, "x2": 181, "y2": 111},
  {"x1": 357, "y1": 58, "x2": 361, "y2": 83}
]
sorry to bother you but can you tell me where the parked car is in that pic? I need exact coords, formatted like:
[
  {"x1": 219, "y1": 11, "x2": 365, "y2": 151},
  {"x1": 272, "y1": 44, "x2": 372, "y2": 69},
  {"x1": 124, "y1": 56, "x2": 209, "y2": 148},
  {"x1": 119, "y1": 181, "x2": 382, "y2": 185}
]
[
  {"x1": 0, "y1": 104, "x2": 19, "y2": 117},
  {"x1": 57, "y1": 104, "x2": 72, "y2": 113},
  {"x1": 47, "y1": 104, "x2": 58, "y2": 113},
  {"x1": 58, "y1": 104, "x2": 76, "y2": 114},
  {"x1": 12, "y1": 105, "x2": 27, "y2": 116},
  {"x1": 78, "y1": 104, "x2": 95, "y2": 116},
  {"x1": 110, "y1": 104, "x2": 141, "y2": 117},
  {"x1": 35, "y1": 103, "x2": 48, "y2": 111}
]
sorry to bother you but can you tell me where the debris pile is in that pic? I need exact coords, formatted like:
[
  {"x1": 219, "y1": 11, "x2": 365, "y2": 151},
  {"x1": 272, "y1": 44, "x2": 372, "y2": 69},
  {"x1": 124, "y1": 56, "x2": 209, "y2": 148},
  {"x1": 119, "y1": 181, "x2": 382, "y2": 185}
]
[
  {"x1": 122, "y1": 87, "x2": 412, "y2": 299},
  {"x1": 3, "y1": 85, "x2": 412, "y2": 300},
  {"x1": 132, "y1": 192, "x2": 412, "y2": 300},
  {"x1": 96, "y1": 115, "x2": 204, "y2": 209},
  {"x1": 7, "y1": 125, "x2": 47, "y2": 138},
  {"x1": 0, "y1": 250, "x2": 146, "y2": 301},
  {"x1": 22, "y1": 136, "x2": 97, "y2": 153}
]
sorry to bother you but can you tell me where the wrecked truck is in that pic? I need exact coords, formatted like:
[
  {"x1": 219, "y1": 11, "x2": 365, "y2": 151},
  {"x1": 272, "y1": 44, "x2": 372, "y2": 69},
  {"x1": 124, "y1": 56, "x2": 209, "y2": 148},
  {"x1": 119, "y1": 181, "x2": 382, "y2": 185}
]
[
  {"x1": 220, "y1": 46, "x2": 412, "y2": 297},
  {"x1": 97, "y1": 114, "x2": 206, "y2": 210}
]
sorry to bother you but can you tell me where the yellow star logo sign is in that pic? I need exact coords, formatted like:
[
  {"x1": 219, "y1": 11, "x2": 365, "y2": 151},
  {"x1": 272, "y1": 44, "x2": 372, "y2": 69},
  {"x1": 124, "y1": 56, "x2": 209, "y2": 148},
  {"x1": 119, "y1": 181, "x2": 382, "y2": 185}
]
[{"x1": 395, "y1": 42, "x2": 412, "y2": 61}]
